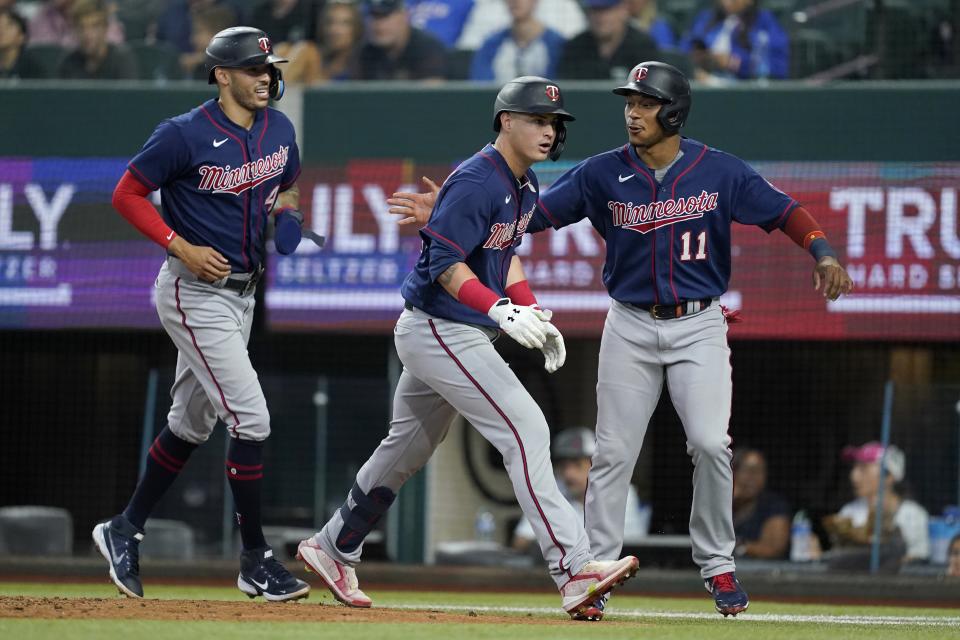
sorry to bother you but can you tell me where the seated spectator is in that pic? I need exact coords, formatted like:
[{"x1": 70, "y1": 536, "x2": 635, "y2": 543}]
[
  {"x1": 679, "y1": 0, "x2": 788, "y2": 81},
  {"x1": 251, "y1": 0, "x2": 315, "y2": 44},
  {"x1": 822, "y1": 442, "x2": 930, "y2": 566},
  {"x1": 469, "y1": 0, "x2": 563, "y2": 82},
  {"x1": 731, "y1": 447, "x2": 790, "y2": 559},
  {"x1": 178, "y1": 3, "x2": 235, "y2": 80},
  {"x1": 156, "y1": 0, "x2": 237, "y2": 54},
  {"x1": 407, "y1": 0, "x2": 474, "y2": 49},
  {"x1": 0, "y1": 9, "x2": 48, "y2": 79},
  {"x1": 29, "y1": 0, "x2": 125, "y2": 47},
  {"x1": 556, "y1": 0, "x2": 658, "y2": 80},
  {"x1": 949, "y1": 534, "x2": 960, "y2": 577},
  {"x1": 276, "y1": 0, "x2": 364, "y2": 83},
  {"x1": 58, "y1": 0, "x2": 137, "y2": 79},
  {"x1": 358, "y1": 0, "x2": 446, "y2": 81},
  {"x1": 627, "y1": 0, "x2": 674, "y2": 50},
  {"x1": 513, "y1": 428, "x2": 648, "y2": 555},
  {"x1": 457, "y1": 0, "x2": 585, "y2": 49}
]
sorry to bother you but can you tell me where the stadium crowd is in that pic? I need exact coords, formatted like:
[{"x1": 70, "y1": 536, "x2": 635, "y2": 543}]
[{"x1": 1, "y1": 0, "x2": 957, "y2": 82}]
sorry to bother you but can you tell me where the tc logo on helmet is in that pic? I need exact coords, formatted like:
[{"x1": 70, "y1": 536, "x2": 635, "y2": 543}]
[
  {"x1": 545, "y1": 85, "x2": 560, "y2": 102},
  {"x1": 258, "y1": 37, "x2": 271, "y2": 53},
  {"x1": 634, "y1": 67, "x2": 649, "y2": 81}
]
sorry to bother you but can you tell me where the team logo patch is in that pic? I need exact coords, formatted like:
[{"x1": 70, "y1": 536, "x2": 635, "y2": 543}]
[
  {"x1": 634, "y1": 66, "x2": 649, "y2": 81},
  {"x1": 545, "y1": 85, "x2": 560, "y2": 102},
  {"x1": 608, "y1": 190, "x2": 719, "y2": 234},
  {"x1": 197, "y1": 145, "x2": 290, "y2": 195},
  {"x1": 258, "y1": 37, "x2": 271, "y2": 53}
]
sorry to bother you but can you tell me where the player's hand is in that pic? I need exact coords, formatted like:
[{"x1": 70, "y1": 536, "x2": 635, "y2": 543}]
[
  {"x1": 487, "y1": 298, "x2": 548, "y2": 349},
  {"x1": 529, "y1": 305, "x2": 553, "y2": 323},
  {"x1": 813, "y1": 256, "x2": 854, "y2": 301},
  {"x1": 387, "y1": 176, "x2": 440, "y2": 225},
  {"x1": 539, "y1": 322, "x2": 566, "y2": 373},
  {"x1": 169, "y1": 237, "x2": 231, "y2": 282}
]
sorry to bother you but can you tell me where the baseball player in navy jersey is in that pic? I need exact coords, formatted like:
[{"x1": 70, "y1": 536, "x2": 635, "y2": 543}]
[
  {"x1": 91, "y1": 27, "x2": 316, "y2": 602},
  {"x1": 296, "y1": 76, "x2": 639, "y2": 621},
  {"x1": 388, "y1": 62, "x2": 853, "y2": 618}
]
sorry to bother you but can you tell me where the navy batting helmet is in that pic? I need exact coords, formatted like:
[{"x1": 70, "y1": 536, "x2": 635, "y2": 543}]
[
  {"x1": 493, "y1": 76, "x2": 575, "y2": 161},
  {"x1": 206, "y1": 26, "x2": 288, "y2": 100},
  {"x1": 613, "y1": 61, "x2": 691, "y2": 134}
]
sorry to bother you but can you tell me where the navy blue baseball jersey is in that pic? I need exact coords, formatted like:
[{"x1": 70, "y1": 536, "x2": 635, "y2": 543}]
[
  {"x1": 530, "y1": 138, "x2": 797, "y2": 305},
  {"x1": 401, "y1": 143, "x2": 539, "y2": 327},
  {"x1": 128, "y1": 98, "x2": 301, "y2": 273}
]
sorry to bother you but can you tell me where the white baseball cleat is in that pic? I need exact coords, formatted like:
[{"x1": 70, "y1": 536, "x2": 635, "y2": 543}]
[
  {"x1": 560, "y1": 556, "x2": 639, "y2": 620},
  {"x1": 296, "y1": 538, "x2": 372, "y2": 608}
]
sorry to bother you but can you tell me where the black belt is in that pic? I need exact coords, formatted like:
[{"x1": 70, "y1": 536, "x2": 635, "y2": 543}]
[
  {"x1": 221, "y1": 265, "x2": 264, "y2": 296},
  {"x1": 632, "y1": 298, "x2": 713, "y2": 320}
]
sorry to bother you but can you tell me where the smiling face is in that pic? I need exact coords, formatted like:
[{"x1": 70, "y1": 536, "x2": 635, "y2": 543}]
[
  {"x1": 624, "y1": 93, "x2": 668, "y2": 147},
  {"x1": 218, "y1": 64, "x2": 273, "y2": 111},
  {"x1": 499, "y1": 111, "x2": 558, "y2": 164}
]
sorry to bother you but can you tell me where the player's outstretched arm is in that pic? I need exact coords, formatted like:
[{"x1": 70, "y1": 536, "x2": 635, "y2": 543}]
[{"x1": 387, "y1": 176, "x2": 441, "y2": 225}]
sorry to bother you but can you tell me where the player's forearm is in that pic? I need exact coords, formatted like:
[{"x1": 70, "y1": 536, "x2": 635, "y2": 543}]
[
  {"x1": 780, "y1": 206, "x2": 837, "y2": 262},
  {"x1": 439, "y1": 263, "x2": 501, "y2": 314},
  {"x1": 504, "y1": 256, "x2": 539, "y2": 307},
  {"x1": 112, "y1": 170, "x2": 177, "y2": 248},
  {"x1": 274, "y1": 183, "x2": 300, "y2": 212}
]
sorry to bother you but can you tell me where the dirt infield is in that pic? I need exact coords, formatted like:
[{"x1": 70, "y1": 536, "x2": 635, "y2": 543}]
[{"x1": 0, "y1": 596, "x2": 595, "y2": 626}]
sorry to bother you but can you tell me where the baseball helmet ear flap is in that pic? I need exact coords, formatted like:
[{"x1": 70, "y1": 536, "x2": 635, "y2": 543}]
[
  {"x1": 549, "y1": 120, "x2": 567, "y2": 162},
  {"x1": 269, "y1": 66, "x2": 284, "y2": 101}
]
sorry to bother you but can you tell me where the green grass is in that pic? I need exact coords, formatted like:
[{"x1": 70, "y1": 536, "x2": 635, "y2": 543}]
[{"x1": 2, "y1": 582, "x2": 958, "y2": 640}]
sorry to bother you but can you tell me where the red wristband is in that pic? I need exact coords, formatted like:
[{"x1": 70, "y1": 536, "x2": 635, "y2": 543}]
[
  {"x1": 457, "y1": 278, "x2": 501, "y2": 315},
  {"x1": 504, "y1": 279, "x2": 538, "y2": 307}
]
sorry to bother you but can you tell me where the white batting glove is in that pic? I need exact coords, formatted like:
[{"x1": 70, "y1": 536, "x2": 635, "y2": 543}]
[
  {"x1": 540, "y1": 322, "x2": 566, "y2": 373},
  {"x1": 529, "y1": 305, "x2": 553, "y2": 322},
  {"x1": 487, "y1": 298, "x2": 547, "y2": 349}
]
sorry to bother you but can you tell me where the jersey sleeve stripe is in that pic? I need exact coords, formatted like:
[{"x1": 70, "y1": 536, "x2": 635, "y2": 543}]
[
  {"x1": 536, "y1": 198, "x2": 561, "y2": 228},
  {"x1": 279, "y1": 165, "x2": 301, "y2": 190},
  {"x1": 422, "y1": 225, "x2": 467, "y2": 258},
  {"x1": 128, "y1": 163, "x2": 158, "y2": 190},
  {"x1": 772, "y1": 198, "x2": 799, "y2": 229}
]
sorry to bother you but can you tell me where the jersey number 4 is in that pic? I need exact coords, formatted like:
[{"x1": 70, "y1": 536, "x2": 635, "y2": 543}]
[{"x1": 680, "y1": 231, "x2": 707, "y2": 261}]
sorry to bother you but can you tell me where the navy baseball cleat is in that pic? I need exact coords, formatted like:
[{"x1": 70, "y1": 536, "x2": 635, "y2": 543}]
[
  {"x1": 92, "y1": 516, "x2": 145, "y2": 599},
  {"x1": 237, "y1": 546, "x2": 310, "y2": 602},
  {"x1": 705, "y1": 572, "x2": 749, "y2": 617}
]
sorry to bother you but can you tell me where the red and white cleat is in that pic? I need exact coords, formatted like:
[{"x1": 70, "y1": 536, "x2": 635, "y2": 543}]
[
  {"x1": 296, "y1": 538, "x2": 372, "y2": 608},
  {"x1": 560, "y1": 556, "x2": 639, "y2": 620}
]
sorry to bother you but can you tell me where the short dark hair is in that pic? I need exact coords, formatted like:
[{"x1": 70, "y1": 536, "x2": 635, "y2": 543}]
[{"x1": 0, "y1": 9, "x2": 28, "y2": 40}]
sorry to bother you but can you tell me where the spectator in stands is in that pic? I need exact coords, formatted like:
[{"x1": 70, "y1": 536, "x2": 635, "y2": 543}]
[
  {"x1": 358, "y1": 0, "x2": 446, "y2": 81},
  {"x1": 276, "y1": 0, "x2": 364, "y2": 83},
  {"x1": 556, "y1": 0, "x2": 658, "y2": 80},
  {"x1": 948, "y1": 534, "x2": 960, "y2": 577},
  {"x1": 156, "y1": 0, "x2": 237, "y2": 53},
  {"x1": 251, "y1": 0, "x2": 316, "y2": 44},
  {"x1": 178, "y1": 3, "x2": 236, "y2": 80},
  {"x1": 58, "y1": 0, "x2": 137, "y2": 79},
  {"x1": 731, "y1": 447, "x2": 790, "y2": 559},
  {"x1": 513, "y1": 428, "x2": 649, "y2": 555},
  {"x1": 0, "y1": 9, "x2": 47, "y2": 78},
  {"x1": 823, "y1": 442, "x2": 930, "y2": 565},
  {"x1": 457, "y1": 0, "x2": 584, "y2": 49},
  {"x1": 627, "y1": 0, "x2": 674, "y2": 50},
  {"x1": 680, "y1": 0, "x2": 788, "y2": 82},
  {"x1": 407, "y1": 0, "x2": 474, "y2": 49},
  {"x1": 29, "y1": 0, "x2": 125, "y2": 47},
  {"x1": 469, "y1": 0, "x2": 563, "y2": 82}
]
